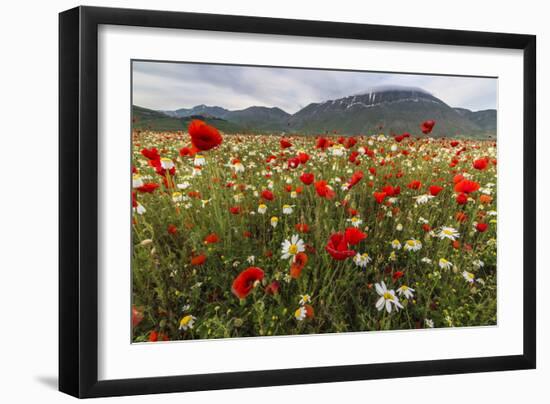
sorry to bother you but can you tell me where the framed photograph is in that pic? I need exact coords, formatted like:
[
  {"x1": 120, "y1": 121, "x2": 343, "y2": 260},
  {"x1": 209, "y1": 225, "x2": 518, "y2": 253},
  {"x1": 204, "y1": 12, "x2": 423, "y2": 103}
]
[{"x1": 59, "y1": 6, "x2": 536, "y2": 398}]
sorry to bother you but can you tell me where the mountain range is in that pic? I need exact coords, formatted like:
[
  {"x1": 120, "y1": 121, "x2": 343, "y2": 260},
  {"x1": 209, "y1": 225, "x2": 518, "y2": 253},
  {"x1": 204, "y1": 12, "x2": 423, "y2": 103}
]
[{"x1": 133, "y1": 86, "x2": 496, "y2": 138}]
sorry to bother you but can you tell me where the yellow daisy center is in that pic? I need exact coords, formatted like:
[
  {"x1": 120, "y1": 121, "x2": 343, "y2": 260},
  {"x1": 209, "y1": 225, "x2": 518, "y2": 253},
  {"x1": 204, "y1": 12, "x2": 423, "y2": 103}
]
[
  {"x1": 289, "y1": 244, "x2": 299, "y2": 255},
  {"x1": 180, "y1": 315, "x2": 192, "y2": 327},
  {"x1": 383, "y1": 292, "x2": 393, "y2": 300}
]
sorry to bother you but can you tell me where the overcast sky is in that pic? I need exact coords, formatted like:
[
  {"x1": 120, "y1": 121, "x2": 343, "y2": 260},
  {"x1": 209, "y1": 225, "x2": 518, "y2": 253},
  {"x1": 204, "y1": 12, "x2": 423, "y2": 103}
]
[{"x1": 132, "y1": 61, "x2": 497, "y2": 114}]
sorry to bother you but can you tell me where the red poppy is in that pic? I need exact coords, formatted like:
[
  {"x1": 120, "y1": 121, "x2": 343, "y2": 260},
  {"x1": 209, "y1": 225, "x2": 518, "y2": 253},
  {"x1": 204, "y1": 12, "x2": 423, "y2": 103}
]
[
  {"x1": 349, "y1": 151, "x2": 360, "y2": 163},
  {"x1": 290, "y1": 252, "x2": 309, "y2": 278},
  {"x1": 229, "y1": 206, "x2": 241, "y2": 214},
  {"x1": 473, "y1": 158, "x2": 489, "y2": 170},
  {"x1": 456, "y1": 211, "x2": 468, "y2": 223},
  {"x1": 420, "y1": 120, "x2": 436, "y2": 134},
  {"x1": 453, "y1": 174, "x2": 465, "y2": 184},
  {"x1": 382, "y1": 185, "x2": 400, "y2": 196},
  {"x1": 179, "y1": 147, "x2": 192, "y2": 157},
  {"x1": 137, "y1": 183, "x2": 160, "y2": 193},
  {"x1": 315, "y1": 180, "x2": 335, "y2": 199},
  {"x1": 295, "y1": 223, "x2": 310, "y2": 233},
  {"x1": 303, "y1": 304, "x2": 315, "y2": 319},
  {"x1": 345, "y1": 137, "x2": 357, "y2": 149},
  {"x1": 429, "y1": 185, "x2": 444, "y2": 196},
  {"x1": 204, "y1": 233, "x2": 219, "y2": 244},
  {"x1": 347, "y1": 171, "x2": 364, "y2": 189},
  {"x1": 407, "y1": 180, "x2": 422, "y2": 190},
  {"x1": 392, "y1": 271, "x2": 405, "y2": 281},
  {"x1": 325, "y1": 232, "x2": 356, "y2": 260},
  {"x1": 422, "y1": 223, "x2": 431, "y2": 232},
  {"x1": 132, "y1": 306, "x2": 143, "y2": 328},
  {"x1": 141, "y1": 147, "x2": 160, "y2": 160},
  {"x1": 476, "y1": 223, "x2": 488, "y2": 232},
  {"x1": 344, "y1": 227, "x2": 367, "y2": 245},
  {"x1": 191, "y1": 254, "x2": 207, "y2": 266},
  {"x1": 316, "y1": 137, "x2": 330, "y2": 150},
  {"x1": 394, "y1": 134, "x2": 404, "y2": 143},
  {"x1": 297, "y1": 152, "x2": 310, "y2": 164},
  {"x1": 149, "y1": 330, "x2": 169, "y2": 342},
  {"x1": 456, "y1": 193, "x2": 468, "y2": 205},
  {"x1": 231, "y1": 267, "x2": 265, "y2": 299},
  {"x1": 373, "y1": 191, "x2": 387, "y2": 204},
  {"x1": 280, "y1": 139, "x2": 293, "y2": 149},
  {"x1": 264, "y1": 280, "x2": 280, "y2": 295},
  {"x1": 450, "y1": 141, "x2": 459, "y2": 147},
  {"x1": 261, "y1": 189, "x2": 275, "y2": 201},
  {"x1": 287, "y1": 157, "x2": 301, "y2": 169},
  {"x1": 188, "y1": 119, "x2": 222, "y2": 151},
  {"x1": 454, "y1": 179, "x2": 480, "y2": 194},
  {"x1": 300, "y1": 172, "x2": 314, "y2": 185},
  {"x1": 167, "y1": 224, "x2": 177, "y2": 234}
]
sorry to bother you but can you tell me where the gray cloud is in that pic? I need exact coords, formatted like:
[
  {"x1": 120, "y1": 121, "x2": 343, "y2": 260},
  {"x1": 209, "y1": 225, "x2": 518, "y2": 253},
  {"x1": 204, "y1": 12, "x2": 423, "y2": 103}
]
[{"x1": 132, "y1": 61, "x2": 497, "y2": 114}]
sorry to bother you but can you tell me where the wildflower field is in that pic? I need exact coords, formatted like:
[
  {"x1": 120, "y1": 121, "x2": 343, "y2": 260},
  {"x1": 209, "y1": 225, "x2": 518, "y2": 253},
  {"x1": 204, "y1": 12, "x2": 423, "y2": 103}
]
[{"x1": 131, "y1": 120, "x2": 497, "y2": 342}]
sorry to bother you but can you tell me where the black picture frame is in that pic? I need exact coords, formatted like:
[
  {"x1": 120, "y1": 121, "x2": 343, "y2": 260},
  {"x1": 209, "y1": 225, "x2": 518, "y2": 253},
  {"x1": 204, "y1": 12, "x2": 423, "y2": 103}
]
[{"x1": 59, "y1": 5, "x2": 536, "y2": 398}]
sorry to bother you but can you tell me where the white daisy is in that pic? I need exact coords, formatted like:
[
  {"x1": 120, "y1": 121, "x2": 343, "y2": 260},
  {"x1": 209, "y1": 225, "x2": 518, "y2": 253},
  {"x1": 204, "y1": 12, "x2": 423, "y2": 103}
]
[
  {"x1": 281, "y1": 235, "x2": 305, "y2": 260},
  {"x1": 294, "y1": 306, "x2": 307, "y2": 321},
  {"x1": 375, "y1": 281, "x2": 403, "y2": 313},
  {"x1": 414, "y1": 194, "x2": 434, "y2": 205},
  {"x1": 282, "y1": 204, "x2": 294, "y2": 215},
  {"x1": 299, "y1": 294, "x2": 311, "y2": 305},
  {"x1": 425, "y1": 318, "x2": 434, "y2": 328},
  {"x1": 437, "y1": 226, "x2": 460, "y2": 241},
  {"x1": 194, "y1": 155, "x2": 206, "y2": 166},
  {"x1": 172, "y1": 192, "x2": 183, "y2": 203},
  {"x1": 462, "y1": 271, "x2": 476, "y2": 283},
  {"x1": 404, "y1": 239, "x2": 422, "y2": 251},
  {"x1": 331, "y1": 144, "x2": 345, "y2": 156},
  {"x1": 391, "y1": 239, "x2": 402, "y2": 250},
  {"x1": 347, "y1": 216, "x2": 363, "y2": 228},
  {"x1": 439, "y1": 258, "x2": 453, "y2": 270},
  {"x1": 177, "y1": 181, "x2": 191, "y2": 190},
  {"x1": 132, "y1": 174, "x2": 144, "y2": 188},
  {"x1": 473, "y1": 259, "x2": 485, "y2": 269},
  {"x1": 178, "y1": 314, "x2": 196, "y2": 331},
  {"x1": 257, "y1": 204, "x2": 267, "y2": 214},
  {"x1": 270, "y1": 216, "x2": 279, "y2": 228},
  {"x1": 397, "y1": 285, "x2": 415, "y2": 299},
  {"x1": 160, "y1": 157, "x2": 175, "y2": 170},
  {"x1": 353, "y1": 253, "x2": 372, "y2": 268},
  {"x1": 232, "y1": 161, "x2": 245, "y2": 173},
  {"x1": 133, "y1": 202, "x2": 146, "y2": 215}
]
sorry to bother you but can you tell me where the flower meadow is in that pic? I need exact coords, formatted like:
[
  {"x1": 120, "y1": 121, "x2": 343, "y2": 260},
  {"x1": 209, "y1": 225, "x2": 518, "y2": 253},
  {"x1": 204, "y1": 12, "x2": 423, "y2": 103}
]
[{"x1": 131, "y1": 120, "x2": 497, "y2": 342}]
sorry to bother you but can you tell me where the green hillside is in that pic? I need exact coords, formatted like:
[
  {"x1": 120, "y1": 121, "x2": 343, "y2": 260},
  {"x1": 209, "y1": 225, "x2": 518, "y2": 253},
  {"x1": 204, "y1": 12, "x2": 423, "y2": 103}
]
[{"x1": 132, "y1": 105, "x2": 245, "y2": 133}]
